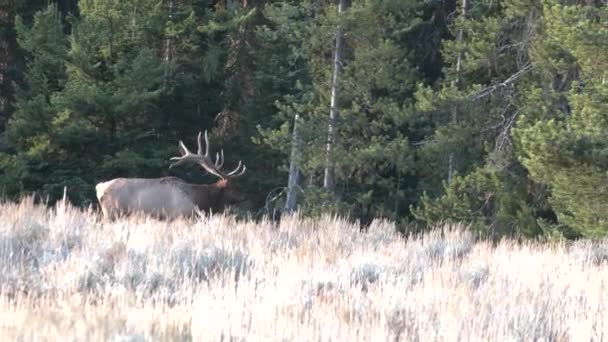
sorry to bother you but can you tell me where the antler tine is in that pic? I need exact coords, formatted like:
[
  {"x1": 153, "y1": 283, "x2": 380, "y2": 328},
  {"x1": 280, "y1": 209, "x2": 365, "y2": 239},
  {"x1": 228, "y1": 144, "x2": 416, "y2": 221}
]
[
  {"x1": 198, "y1": 163, "x2": 225, "y2": 180},
  {"x1": 169, "y1": 131, "x2": 243, "y2": 180},
  {"x1": 204, "y1": 130, "x2": 210, "y2": 157},
  {"x1": 194, "y1": 130, "x2": 225, "y2": 179},
  {"x1": 169, "y1": 140, "x2": 195, "y2": 168},
  {"x1": 228, "y1": 164, "x2": 246, "y2": 178},
  {"x1": 215, "y1": 149, "x2": 224, "y2": 169},
  {"x1": 197, "y1": 132, "x2": 204, "y2": 156},
  {"x1": 226, "y1": 160, "x2": 246, "y2": 178},
  {"x1": 181, "y1": 140, "x2": 194, "y2": 155},
  {"x1": 226, "y1": 161, "x2": 242, "y2": 176}
]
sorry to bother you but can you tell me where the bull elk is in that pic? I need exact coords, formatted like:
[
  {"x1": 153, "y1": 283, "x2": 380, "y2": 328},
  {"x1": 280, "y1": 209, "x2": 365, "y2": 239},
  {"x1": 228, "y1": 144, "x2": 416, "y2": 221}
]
[{"x1": 95, "y1": 131, "x2": 246, "y2": 219}]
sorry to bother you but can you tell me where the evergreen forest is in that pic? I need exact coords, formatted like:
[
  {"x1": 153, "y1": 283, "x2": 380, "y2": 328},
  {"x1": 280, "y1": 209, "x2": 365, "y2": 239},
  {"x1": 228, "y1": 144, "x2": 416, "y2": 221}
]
[{"x1": 0, "y1": 0, "x2": 606, "y2": 240}]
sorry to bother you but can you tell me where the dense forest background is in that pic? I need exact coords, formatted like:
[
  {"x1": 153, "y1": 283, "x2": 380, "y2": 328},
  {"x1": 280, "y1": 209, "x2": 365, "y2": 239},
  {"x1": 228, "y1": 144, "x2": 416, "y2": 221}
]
[{"x1": 0, "y1": 0, "x2": 606, "y2": 239}]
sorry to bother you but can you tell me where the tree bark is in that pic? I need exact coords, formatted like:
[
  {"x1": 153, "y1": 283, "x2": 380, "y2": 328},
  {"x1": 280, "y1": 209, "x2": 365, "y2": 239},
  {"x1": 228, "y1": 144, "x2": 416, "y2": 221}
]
[
  {"x1": 285, "y1": 114, "x2": 301, "y2": 212},
  {"x1": 164, "y1": 0, "x2": 174, "y2": 64},
  {"x1": 323, "y1": 0, "x2": 346, "y2": 191},
  {"x1": 448, "y1": 0, "x2": 468, "y2": 184}
]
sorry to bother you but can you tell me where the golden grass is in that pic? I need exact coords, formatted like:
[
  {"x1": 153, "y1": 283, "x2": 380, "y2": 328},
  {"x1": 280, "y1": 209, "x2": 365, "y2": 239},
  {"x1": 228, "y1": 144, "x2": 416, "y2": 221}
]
[{"x1": 0, "y1": 197, "x2": 607, "y2": 341}]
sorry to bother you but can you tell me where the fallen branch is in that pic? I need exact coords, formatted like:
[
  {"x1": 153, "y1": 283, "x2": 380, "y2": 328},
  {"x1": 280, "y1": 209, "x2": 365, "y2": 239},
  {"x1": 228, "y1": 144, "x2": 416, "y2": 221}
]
[{"x1": 471, "y1": 63, "x2": 535, "y2": 100}]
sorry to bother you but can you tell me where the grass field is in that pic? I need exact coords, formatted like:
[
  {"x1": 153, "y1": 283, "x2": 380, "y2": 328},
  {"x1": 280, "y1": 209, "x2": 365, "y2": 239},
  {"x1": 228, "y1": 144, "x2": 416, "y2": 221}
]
[{"x1": 1, "y1": 197, "x2": 607, "y2": 341}]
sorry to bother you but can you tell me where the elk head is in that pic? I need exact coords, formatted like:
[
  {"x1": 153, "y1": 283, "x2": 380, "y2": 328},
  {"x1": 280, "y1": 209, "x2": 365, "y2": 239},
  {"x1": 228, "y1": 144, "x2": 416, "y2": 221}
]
[{"x1": 169, "y1": 131, "x2": 247, "y2": 209}]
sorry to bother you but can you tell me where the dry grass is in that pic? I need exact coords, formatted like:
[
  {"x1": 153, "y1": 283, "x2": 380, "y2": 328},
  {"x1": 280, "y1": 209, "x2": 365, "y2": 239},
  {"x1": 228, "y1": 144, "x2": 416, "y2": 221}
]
[{"x1": 1, "y1": 197, "x2": 607, "y2": 341}]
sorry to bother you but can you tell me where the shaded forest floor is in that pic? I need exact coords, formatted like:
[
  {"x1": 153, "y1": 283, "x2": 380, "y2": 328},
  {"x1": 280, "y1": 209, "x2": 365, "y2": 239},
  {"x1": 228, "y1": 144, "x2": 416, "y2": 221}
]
[{"x1": 0, "y1": 198, "x2": 607, "y2": 340}]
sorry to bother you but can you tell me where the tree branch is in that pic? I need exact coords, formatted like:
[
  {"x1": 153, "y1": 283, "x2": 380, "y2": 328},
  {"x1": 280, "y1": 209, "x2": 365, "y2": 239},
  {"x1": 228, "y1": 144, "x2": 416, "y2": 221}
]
[{"x1": 471, "y1": 63, "x2": 535, "y2": 100}]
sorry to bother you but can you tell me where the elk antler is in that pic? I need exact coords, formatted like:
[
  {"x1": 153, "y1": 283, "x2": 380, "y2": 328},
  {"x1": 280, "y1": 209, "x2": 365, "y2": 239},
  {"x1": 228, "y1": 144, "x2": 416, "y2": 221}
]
[
  {"x1": 169, "y1": 130, "x2": 246, "y2": 180},
  {"x1": 226, "y1": 160, "x2": 246, "y2": 178}
]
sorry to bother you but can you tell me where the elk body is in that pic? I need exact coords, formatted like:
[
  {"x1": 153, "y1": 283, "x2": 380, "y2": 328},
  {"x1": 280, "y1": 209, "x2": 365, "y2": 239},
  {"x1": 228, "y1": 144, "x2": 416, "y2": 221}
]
[{"x1": 96, "y1": 131, "x2": 246, "y2": 219}]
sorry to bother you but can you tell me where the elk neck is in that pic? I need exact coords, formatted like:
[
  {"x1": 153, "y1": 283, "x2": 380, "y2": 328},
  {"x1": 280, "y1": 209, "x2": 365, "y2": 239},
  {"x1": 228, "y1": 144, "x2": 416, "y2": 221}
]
[
  {"x1": 186, "y1": 179, "x2": 229, "y2": 212},
  {"x1": 211, "y1": 179, "x2": 230, "y2": 211}
]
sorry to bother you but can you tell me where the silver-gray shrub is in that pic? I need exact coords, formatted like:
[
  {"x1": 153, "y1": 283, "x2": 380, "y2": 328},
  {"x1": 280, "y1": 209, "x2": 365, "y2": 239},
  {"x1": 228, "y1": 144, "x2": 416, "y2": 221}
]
[
  {"x1": 170, "y1": 244, "x2": 253, "y2": 283},
  {"x1": 568, "y1": 239, "x2": 608, "y2": 266}
]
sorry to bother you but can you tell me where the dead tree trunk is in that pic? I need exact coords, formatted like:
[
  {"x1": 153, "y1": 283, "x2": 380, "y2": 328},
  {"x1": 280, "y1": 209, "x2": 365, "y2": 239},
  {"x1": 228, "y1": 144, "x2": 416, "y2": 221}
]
[
  {"x1": 448, "y1": 0, "x2": 469, "y2": 184},
  {"x1": 164, "y1": 0, "x2": 174, "y2": 64},
  {"x1": 285, "y1": 114, "x2": 301, "y2": 212},
  {"x1": 323, "y1": 0, "x2": 346, "y2": 191}
]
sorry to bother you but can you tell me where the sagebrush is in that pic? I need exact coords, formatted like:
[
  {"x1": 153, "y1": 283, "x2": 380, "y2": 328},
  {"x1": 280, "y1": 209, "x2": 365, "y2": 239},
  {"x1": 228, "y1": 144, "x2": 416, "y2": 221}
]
[{"x1": 0, "y1": 197, "x2": 607, "y2": 341}]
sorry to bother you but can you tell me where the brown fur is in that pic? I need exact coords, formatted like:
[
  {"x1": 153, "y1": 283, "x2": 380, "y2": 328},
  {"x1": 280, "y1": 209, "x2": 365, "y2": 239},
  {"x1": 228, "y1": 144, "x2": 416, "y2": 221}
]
[
  {"x1": 177, "y1": 179, "x2": 243, "y2": 214},
  {"x1": 96, "y1": 177, "x2": 243, "y2": 219},
  {"x1": 97, "y1": 131, "x2": 246, "y2": 219}
]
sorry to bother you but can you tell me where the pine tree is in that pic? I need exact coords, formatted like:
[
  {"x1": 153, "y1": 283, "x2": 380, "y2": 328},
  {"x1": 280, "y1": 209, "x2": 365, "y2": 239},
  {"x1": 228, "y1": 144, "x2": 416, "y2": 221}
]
[
  {"x1": 0, "y1": 1, "x2": 16, "y2": 131},
  {"x1": 257, "y1": 0, "x2": 445, "y2": 222},
  {"x1": 1, "y1": 0, "x2": 276, "y2": 207},
  {"x1": 2, "y1": 1, "x2": 176, "y2": 203},
  {"x1": 515, "y1": 1, "x2": 608, "y2": 238},
  {"x1": 0, "y1": 0, "x2": 50, "y2": 134},
  {"x1": 412, "y1": 0, "x2": 549, "y2": 238},
  {"x1": 0, "y1": 4, "x2": 69, "y2": 197}
]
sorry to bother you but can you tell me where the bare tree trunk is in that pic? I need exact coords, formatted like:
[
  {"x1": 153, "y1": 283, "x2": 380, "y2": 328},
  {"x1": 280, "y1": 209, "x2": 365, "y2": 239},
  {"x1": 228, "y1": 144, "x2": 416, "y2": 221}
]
[
  {"x1": 323, "y1": 0, "x2": 346, "y2": 191},
  {"x1": 164, "y1": 0, "x2": 174, "y2": 64},
  {"x1": 285, "y1": 114, "x2": 301, "y2": 212},
  {"x1": 448, "y1": 0, "x2": 469, "y2": 184}
]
